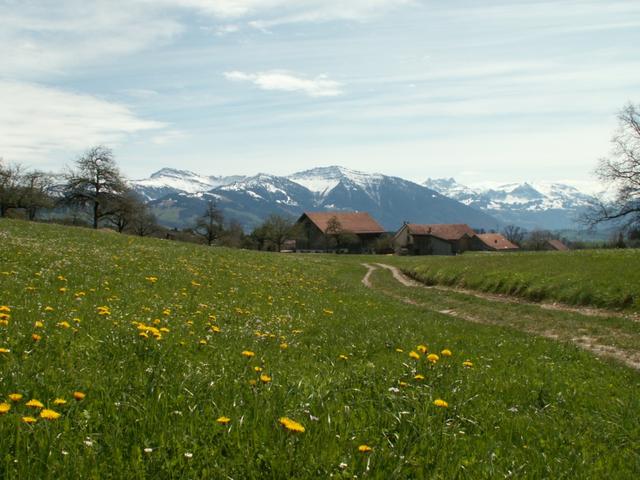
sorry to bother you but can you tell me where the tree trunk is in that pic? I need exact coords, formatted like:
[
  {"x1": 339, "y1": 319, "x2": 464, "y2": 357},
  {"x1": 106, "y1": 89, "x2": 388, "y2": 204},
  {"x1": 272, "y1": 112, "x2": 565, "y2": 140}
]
[{"x1": 93, "y1": 201, "x2": 99, "y2": 229}]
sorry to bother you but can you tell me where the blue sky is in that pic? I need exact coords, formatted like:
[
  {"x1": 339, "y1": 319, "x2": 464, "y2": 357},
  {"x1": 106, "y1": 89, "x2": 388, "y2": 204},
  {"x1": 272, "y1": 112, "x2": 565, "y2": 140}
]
[{"x1": 1, "y1": 0, "x2": 639, "y2": 189}]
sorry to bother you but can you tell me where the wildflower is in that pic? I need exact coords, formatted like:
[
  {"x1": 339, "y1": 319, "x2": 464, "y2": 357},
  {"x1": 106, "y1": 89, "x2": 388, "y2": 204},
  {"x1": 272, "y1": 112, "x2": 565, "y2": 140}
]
[
  {"x1": 144, "y1": 448, "x2": 153, "y2": 453},
  {"x1": 40, "y1": 409, "x2": 61, "y2": 420},
  {"x1": 260, "y1": 374, "x2": 272, "y2": 383},
  {"x1": 241, "y1": 350, "x2": 255, "y2": 358},
  {"x1": 32, "y1": 334, "x2": 42, "y2": 341},
  {"x1": 414, "y1": 374, "x2": 425, "y2": 381},
  {"x1": 22, "y1": 416, "x2": 37, "y2": 424},
  {"x1": 210, "y1": 325, "x2": 221, "y2": 333},
  {"x1": 433, "y1": 399, "x2": 449, "y2": 408},
  {"x1": 427, "y1": 353, "x2": 439, "y2": 363},
  {"x1": 0, "y1": 313, "x2": 9, "y2": 320},
  {"x1": 358, "y1": 445, "x2": 373, "y2": 453},
  {"x1": 388, "y1": 387, "x2": 400, "y2": 393},
  {"x1": 409, "y1": 351, "x2": 420, "y2": 360},
  {"x1": 339, "y1": 462, "x2": 348, "y2": 470},
  {"x1": 44, "y1": 306, "x2": 54, "y2": 312},
  {"x1": 59, "y1": 287, "x2": 67, "y2": 293},
  {"x1": 323, "y1": 309, "x2": 334, "y2": 315},
  {"x1": 441, "y1": 349, "x2": 452, "y2": 357},
  {"x1": 463, "y1": 360, "x2": 474, "y2": 368},
  {"x1": 0, "y1": 306, "x2": 10, "y2": 312},
  {"x1": 338, "y1": 354, "x2": 349, "y2": 361},
  {"x1": 399, "y1": 381, "x2": 409, "y2": 388},
  {"x1": 73, "y1": 391, "x2": 86, "y2": 401},
  {"x1": 9, "y1": 393, "x2": 23, "y2": 402},
  {"x1": 199, "y1": 339, "x2": 207, "y2": 345},
  {"x1": 0, "y1": 402, "x2": 10, "y2": 414},
  {"x1": 34, "y1": 321, "x2": 44, "y2": 328},
  {"x1": 417, "y1": 344, "x2": 428, "y2": 353},
  {"x1": 254, "y1": 366, "x2": 263, "y2": 372},
  {"x1": 145, "y1": 276, "x2": 158, "y2": 283},
  {"x1": 279, "y1": 417, "x2": 305, "y2": 433},
  {"x1": 53, "y1": 398, "x2": 67, "y2": 406},
  {"x1": 216, "y1": 416, "x2": 231, "y2": 425},
  {"x1": 0, "y1": 347, "x2": 10, "y2": 353},
  {"x1": 57, "y1": 321, "x2": 71, "y2": 329},
  {"x1": 395, "y1": 348, "x2": 404, "y2": 353},
  {"x1": 184, "y1": 452, "x2": 193, "y2": 459},
  {"x1": 248, "y1": 379, "x2": 257, "y2": 386},
  {"x1": 0, "y1": 319, "x2": 8, "y2": 326},
  {"x1": 279, "y1": 343, "x2": 288, "y2": 350},
  {"x1": 26, "y1": 399, "x2": 44, "y2": 408}
]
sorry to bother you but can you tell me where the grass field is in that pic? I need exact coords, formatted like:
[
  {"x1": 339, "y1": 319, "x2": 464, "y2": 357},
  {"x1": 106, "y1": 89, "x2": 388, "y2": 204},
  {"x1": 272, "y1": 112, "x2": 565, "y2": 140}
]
[
  {"x1": 0, "y1": 219, "x2": 639, "y2": 478},
  {"x1": 398, "y1": 250, "x2": 640, "y2": 311}
]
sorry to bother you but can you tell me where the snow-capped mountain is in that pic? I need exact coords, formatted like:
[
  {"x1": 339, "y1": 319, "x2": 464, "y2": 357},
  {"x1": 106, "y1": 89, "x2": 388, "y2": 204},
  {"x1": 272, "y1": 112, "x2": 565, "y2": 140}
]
[
  {"x1": 131, "y1": 168, "x2": 245, "y2": 201},
  {"x1": 134, "y1": 166, "x2": 500, "y2": 231},
  {"x1": 424, "y1": 178, "x2": 596, "y2": 229}
]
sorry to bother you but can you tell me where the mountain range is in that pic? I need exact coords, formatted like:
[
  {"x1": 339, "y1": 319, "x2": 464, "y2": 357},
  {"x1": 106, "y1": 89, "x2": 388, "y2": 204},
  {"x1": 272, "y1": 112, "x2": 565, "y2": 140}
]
[{"x1": 130, "y1": 166, "x2": 596, "y2": 232}]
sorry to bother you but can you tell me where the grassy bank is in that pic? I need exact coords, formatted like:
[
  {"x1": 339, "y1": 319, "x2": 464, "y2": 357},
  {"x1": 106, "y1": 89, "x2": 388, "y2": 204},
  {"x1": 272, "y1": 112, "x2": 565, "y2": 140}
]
[
  {"x1": 0, "y1": 219, "x2": 638, "y2": 478},
  {"x1": 401, "y1": 250, "x2": 640, "y2": 311}
]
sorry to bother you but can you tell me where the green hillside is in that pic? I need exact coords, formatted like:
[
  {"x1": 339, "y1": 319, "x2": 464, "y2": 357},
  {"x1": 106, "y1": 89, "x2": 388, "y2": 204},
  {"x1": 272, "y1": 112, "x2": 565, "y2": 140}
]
[{"x1": 0, "y1": 219, "x2": 638, "y2": 478}]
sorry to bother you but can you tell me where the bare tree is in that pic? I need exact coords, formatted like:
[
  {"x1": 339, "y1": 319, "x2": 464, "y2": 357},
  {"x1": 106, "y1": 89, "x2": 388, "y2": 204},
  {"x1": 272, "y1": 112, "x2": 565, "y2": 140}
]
[
  {"x1": 131, "y1": 206, "x2": 158, "y2": 237},
  {"x1": 261, "y1": 214, "x2": 293, "y2": 252},
  {"x1": 584, "y1": 103, "x2": 640, "y2": 230},
  {"x1": 63, "y1": 146, "x2": 127, "y2": 229},
  {"x1": 502, "y1": 225, "x2": 525, "y2": 246},
  {"x1": 194, "y1": 200, "x2": 224, "y2": 246},
  {"x1": 20, "y1": 171, "x2": 54, "y2": 220},
  {"x1": 325, "y1": 216, "x2": 342, "y2": 249},
  {"x1": 0, "y1": 159, "x2": 23, "y2": 217},
  {"x1": 106, "y1": 189, "x2": 143, "y2": 233},
  {"x1": 524, "y1": 229, "x2": 553, "y2": 251}
]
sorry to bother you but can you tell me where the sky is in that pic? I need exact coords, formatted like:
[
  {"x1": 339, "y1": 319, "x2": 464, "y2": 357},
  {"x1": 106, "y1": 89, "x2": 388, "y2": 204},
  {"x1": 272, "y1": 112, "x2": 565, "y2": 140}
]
[{"x1": 1, "y1": 0, "x2": 639, "y2": 190}]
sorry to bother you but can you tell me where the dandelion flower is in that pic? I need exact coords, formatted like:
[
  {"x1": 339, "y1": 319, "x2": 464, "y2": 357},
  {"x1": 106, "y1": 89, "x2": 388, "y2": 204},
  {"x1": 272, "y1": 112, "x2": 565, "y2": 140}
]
[
  {"x1": 210, "y1": 325, "x2": 221, "y2": 333},
  {"x1": 26, "y1": 399, "x2": 44, "y2": 408},
  {"x1": 0, "y1": 306, "x2": 10, "y2": 312},
  {"x1": 414, "y1": 374, "x2": 425, "y2": 381},
  {"x1": 53, "y1": 398, "x2": 67, "y2": 406},
  {"x1": 0, "y1": 403, "x2": 10, "y2": 414},
  {"x1": 279, "y1": 417, "x2": 305, "y2": 433},
  {"x1": 463, "y1": 360, "x2": 474, "y2": 368},
  {"x1": 441, "y1": 349, "x2": 452, "y2": 357},
  {"x1": 241, "y1": 350, "x2": 255, "y2": 358},
  {"x1": 279, "y1": 343, "x2": 288, "y2": 350},
  {"x1": 9, "y1": 393, "x2": 23, "y2": 402},
  {"x1": 44, "y1": 306, "x2": 54, "y2": 312},
  {"x1": 338, "y1": 354, "x2": 349, "y2": 361},
  {"x1": 21, "y1": 416, "x2": 37, "y2": 424},
  {"x1": 395, "y1": 348, "x2": 404, "y2": 353},
  {"x1": 417, "y1": 344, "x2": 428, "y2": 353},
  {"x1": 57, "y1": 321, "x2": 71, "y2": 329},
  {"x1": 409, "y1": 351, "x2": 420, "y2": 360},
  {"x1": 260, "y1": 374, "x2": 272, "y2": 384},
  {"x1": 427, "y1": 353, "x2": 439, "y2": 363},
  {"x1": 0, "y1": 347, "x2": 10, "y2": 353},
  {"x1": 433, "y1": 399, "x2": 449, "y2": 408},
  {"x1": 358, "y1": 445, "x2": 373, "y2": 453},
  {"x1": 34, "y1": 321, "x2": 44, "y2": 328},
  {"x1": 216, "y1": 416, "x2": 231, "y2": 425},
  {"x1": 40, "y1": 409, "x2": 61, "y2": 420},
  {"x1": 73, "y1": 391, "x2": 86, "y2": 401},
  {"x1": 32, "y1": 334, "x2": 42, "y2": 342},
  {"x1": 253, "y1": 366, "x2": 263, "y2": 372}
]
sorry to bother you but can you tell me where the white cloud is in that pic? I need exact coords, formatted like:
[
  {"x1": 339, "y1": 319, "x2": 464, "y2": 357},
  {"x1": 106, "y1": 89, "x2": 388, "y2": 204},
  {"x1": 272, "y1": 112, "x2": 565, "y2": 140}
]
[
  {"x1": 0, "y1": 81, "x2": 165, "y2": 164},
  {"x1": 224, "y1": 70, "x2": 343, "y2": 97}
]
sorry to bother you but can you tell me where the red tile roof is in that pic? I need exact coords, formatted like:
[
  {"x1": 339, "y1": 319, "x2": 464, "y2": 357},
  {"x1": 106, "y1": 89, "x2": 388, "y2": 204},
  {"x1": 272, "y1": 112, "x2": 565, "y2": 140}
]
[
  {"x1": 476, "y1": 233, "x2": 519, "y2": 251},
  {"x1": 405, "y1": 223, "x2": 475, "y2": 241},
  {"x1": 301, "y1": 212, "x2": 385, "y2": 234},
  {"x1": 546, "y1": 239, "x2": 570, "y2": 251}
]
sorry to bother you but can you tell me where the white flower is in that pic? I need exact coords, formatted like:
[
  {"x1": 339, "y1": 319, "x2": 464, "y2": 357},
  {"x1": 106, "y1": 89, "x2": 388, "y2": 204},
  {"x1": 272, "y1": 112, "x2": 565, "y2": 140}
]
[
  {"x1": 339, "y1": 462, "x2": 348, "y2": 470},
  {"x1": 144, "y1": 448, "x2": 153, "y2": 453},
  {"x1": 61, "y1": 450, "x2": 69, "y2": 456},
  {"x1": 388, "y1": 387, "x2": 400, "y2": 393},
  {"x1": 184, "y1": 452, "x2": 193, "y2": 459}
]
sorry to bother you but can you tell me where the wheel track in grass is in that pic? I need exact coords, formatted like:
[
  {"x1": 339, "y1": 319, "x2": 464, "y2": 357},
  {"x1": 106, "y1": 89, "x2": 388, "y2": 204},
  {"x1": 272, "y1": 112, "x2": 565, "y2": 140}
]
[{"x1": 362, "y1": 263, "x2": 640, "y2": 370}]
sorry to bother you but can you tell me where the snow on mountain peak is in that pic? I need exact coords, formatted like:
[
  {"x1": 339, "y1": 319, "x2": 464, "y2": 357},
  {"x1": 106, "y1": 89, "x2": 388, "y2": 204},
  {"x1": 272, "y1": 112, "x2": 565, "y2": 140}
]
[{"x1": 288, "y1": 165, "x2": 385, "y2": 197}]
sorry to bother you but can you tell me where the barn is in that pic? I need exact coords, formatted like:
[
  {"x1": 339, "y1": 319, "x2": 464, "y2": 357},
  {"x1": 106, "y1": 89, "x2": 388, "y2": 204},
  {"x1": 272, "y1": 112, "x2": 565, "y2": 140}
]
[
  {"x1": 472, "y1": 233, "x2": 520, "y2": 252},
  {"x1": 293, "y1": 211, "x2": 385, "y2": 252},
  {"x1": 393, "y1": 223, "x2": 476, "y2": 255}
]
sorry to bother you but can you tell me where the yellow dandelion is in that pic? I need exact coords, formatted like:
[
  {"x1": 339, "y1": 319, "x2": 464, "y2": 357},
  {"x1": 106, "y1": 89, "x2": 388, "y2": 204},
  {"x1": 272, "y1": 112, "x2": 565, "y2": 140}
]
[
  {"x1": 409, "y1": 351, "x2": 420, "y2": 360},
  {"x1": 433, "y1": 399, "x2": 449, "y2": 408},
  {"x1": 40, "y1": 409, "x2": 61, "y2": 420},
  {"x1": 73, "y1": 391, "x2": 86, "y2": 401},
  {"x1": 260, "y1": 374, "x2": 272, "y2": 383},
  {"x1": 210, "y1": 325, "x2": 221, "y2": 333},
  {"x1": 0, "y1": 347, "x2": 10, "y2": 353},
  {"x1": 216, "y1": 416, "x2": 231, "y2": 425},
  {"x1": 32, "y1": 333, "x2": 42, "y2": 342},
  {"x1": 34, "y1": 321, "x2": 44, "y2": 328},
  {"x1": 322, "y1": 309, "x2": 334, "y2": 315},
  {"x1": 338, "y1": 354, "x2": 349, "y2": 360},
  {"x1": 427, "y1": 353, "x2": 439, "y2": 363},
  {"x1": 44, "y1": 306, "x2": 54, "y2": 312},
  {"x1": 53, "y1": 398, "x2": 67, "y2": 406},
  {"x1": 0, "y1": 402, "x2": 10, "y2": 414},
  {"x1": 59, "y1": 287, "x2": 67, "y2": 293},
  {"x1": 395, "y1": 348, "x2": 404, "y2": 353},
  {"x1": 26, "y1": 399, "x2": 44, "y2": 409},
  {"x1": 399, "y1": 381, "x2": 409, "y2": 387},
  {"x1": 21, "y1": 416, "x2": 37, "y2": 424},
  {"x1": 441, "y1": 349, "x2": 452, "y2": 357},
  {"x1": 0, "y1": 306, "x2": 10, "y2": 312},
  {"x1": 253, "y1": 366, "x2": 263, "y2": 372},
  {"x1": 0, "y1": 319, "x2": 8, "y2": 326},
  {"x1": 463, "y1": 360, "x2": 474, "y2": 368},
  {"x1": 0, "y1": 313, "x2": 9, "y2": 320},
  {"x1": 279, "y1": 343, "x2": 288, "y2": 350},
  {"x1": 417, "y1": 344, "x2": 428, "y2": 354},
  {"x1": 248, "y1": 379, "x2": 257, "y2": 386},
  {"x1": 57, "y1": 321, "x2": 71, "y2": 329},
  {"x1": 9, "y1": 393, "x2": 23, "y2": 402},
  {"x1": 414, "y1": 374, "x2": 425, "y2": 381},
  {"x1": 199, "y1": 339, "x2": 207, "y2": 345},
  {"x1": 241, "y1": 350, "x2": 255, "y2": 358},
  {"x1": 279, "y1": 417, "x2": 305, "y2": 433},
  {"x1": 358, "y1": 445, "x2": 373, "y2": 453}
]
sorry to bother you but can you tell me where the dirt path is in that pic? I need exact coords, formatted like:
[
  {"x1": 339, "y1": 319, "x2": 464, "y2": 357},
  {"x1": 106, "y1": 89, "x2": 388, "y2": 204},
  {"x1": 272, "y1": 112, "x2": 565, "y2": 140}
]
[
  {"x1": 363, "y1": 263, "x2": 640, "y2": 370},
  {"x1": 375, "y1": 263, "x2": 639, "y2": 321}
]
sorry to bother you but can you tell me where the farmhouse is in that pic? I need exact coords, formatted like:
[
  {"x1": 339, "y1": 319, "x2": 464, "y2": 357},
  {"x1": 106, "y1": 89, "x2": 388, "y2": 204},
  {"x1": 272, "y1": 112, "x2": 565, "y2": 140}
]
[
  {"x1": 293, "y1": 211, "x2": 385, "y2": 252},
  {"x1": 393, "y1": 223, "x2": 476, "y2": 255},
  {"x1": 472, "y1": 233, "x2": 520, "y2": 252}
]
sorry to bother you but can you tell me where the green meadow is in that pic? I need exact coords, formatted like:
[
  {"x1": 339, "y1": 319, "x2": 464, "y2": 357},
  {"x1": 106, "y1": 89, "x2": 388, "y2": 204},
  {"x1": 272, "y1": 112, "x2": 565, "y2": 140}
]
[
  {"x1": 400, "y1": 250, "x2": 640, "y2": 311},
  {"x1": 0, "y1": 219, "x2": 639, "y2": 479}
]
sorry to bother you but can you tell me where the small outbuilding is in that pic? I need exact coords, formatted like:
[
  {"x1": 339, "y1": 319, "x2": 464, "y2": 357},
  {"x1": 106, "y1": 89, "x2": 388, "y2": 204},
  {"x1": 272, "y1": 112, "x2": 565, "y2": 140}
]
[
  {"x1": 393, "y1": 223, "x2": 476, "y2": 255},
  {"x1": 472, "y1": 233, "x2": 520, "y2": 252},
  {"x1": 293, "y1": 211, "x2": 385, "y2": 252},
  {"x1": 544, "y1": 239, "x2": 570, "y2": 251}
]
